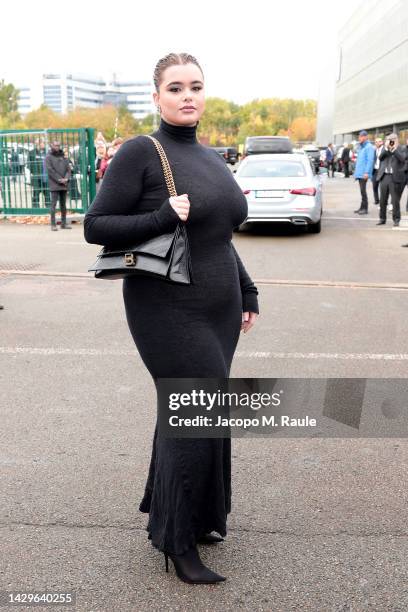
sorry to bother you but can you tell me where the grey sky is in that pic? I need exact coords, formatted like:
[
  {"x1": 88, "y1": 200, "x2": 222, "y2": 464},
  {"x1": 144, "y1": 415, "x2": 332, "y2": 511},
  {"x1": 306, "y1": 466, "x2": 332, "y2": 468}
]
[{"x1": 3, "y1": 0, "x2": 360, "y2": 104}]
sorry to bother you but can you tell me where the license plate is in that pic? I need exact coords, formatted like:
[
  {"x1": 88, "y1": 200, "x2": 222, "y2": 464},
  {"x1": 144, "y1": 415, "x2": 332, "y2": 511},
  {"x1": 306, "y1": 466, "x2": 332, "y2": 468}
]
[{"x1": 255, "y1": 190, "x2": 286, "y2": 198}]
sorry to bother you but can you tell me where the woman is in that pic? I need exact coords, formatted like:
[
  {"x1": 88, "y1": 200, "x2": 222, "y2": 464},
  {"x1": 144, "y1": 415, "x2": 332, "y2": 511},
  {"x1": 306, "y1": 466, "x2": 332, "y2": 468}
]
[
  {"x1": 99, "y1": 145, "x2": 115, "y2": 178},
  {"x1": 84, "y1": 52, "x2": 259, "y2": 584},
  {"x1": 94, "y1": 131, "x2": 107, "y2": 149}
]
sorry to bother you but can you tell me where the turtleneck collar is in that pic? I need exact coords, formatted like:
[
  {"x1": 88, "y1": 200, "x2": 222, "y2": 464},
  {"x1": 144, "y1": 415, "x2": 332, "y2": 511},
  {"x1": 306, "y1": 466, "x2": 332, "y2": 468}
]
[{"x1": 158, "y1": 116, "x2": 198, "y2": 143}]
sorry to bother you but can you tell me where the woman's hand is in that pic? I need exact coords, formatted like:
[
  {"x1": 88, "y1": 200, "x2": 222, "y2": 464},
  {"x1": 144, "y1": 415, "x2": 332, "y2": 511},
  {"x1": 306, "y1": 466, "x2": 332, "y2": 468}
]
[
  {"x1": 241, "y1": 311, "x2": 258, "y2": 333},
  {"x1": 169, "y1": 194, "x2": 190, "y2": 221}
]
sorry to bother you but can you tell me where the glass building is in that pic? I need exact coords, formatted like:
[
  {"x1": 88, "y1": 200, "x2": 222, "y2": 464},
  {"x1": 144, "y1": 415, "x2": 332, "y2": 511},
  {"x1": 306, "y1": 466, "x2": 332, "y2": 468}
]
[
  {"x1": 17, "y1": 73, "x2": 155, "y2": 119},
  {"x1": 317, "y1": 0, "x2": 408, "y2": 145}
]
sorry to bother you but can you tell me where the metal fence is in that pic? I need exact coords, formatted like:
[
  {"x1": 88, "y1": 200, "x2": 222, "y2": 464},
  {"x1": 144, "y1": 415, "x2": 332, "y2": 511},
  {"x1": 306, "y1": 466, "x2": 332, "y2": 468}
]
[{"x1": 0, "y1": 128, "x2": 96, "y2": 215}]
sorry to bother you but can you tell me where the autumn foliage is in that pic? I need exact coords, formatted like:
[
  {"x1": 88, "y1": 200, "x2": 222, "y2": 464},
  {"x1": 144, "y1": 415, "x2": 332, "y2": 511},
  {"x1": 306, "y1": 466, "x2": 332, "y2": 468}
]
[{"x1": 1, "y1": 89, "x2": 317, "y2": 145}]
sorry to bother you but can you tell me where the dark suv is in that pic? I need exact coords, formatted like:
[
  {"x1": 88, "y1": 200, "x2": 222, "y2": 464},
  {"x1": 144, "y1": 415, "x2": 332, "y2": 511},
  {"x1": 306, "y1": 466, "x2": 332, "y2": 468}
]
[
  {"x1": 243, "y1": 136, "x2": 293, "y2": 158},
  {"x1": 212, "y1": 146, "x2": 239, "y2": 165},
  {"x1": 302, "y1": 145, "x2": 321, "y2": 173}
]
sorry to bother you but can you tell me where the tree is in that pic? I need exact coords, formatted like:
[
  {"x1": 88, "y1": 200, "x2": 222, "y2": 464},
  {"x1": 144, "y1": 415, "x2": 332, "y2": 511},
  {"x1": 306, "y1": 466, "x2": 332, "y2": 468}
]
[
  {"x1": 0, "y1": 79, "x2": 21, "y2": 126},
  {"x1": 198, "y1": 98, "x2": 241, "y2": 145},
  {"x1": 7, "y1": 94, "x2": 317, "y2": 146},
  {"x1": 0, "y1": 79, "x2": 20, "y2": 116},
  {"x1": 289, "y1": 116, "x2": 316, "y2": 142},
  {"x1": 24, "y1": 105, "x2": 61, "y2": 129}
]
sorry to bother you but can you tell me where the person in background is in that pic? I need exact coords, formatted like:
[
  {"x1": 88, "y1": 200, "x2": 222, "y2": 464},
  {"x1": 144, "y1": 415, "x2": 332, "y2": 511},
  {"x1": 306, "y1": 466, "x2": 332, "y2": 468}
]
[
  {"x1": 45, "y1": 141, "x2": 72, "y2": 231},
  {"x1": 348, "y1": 144, "x2": 356, "y2": 174},
  {"x1": 402, "y1": 135, "x2": 408, "y2": 213},
  {"x1": 95, "y1": 145, "x2": 107, "y2": 192},
  {"x1": 112, "y1": 137, "x2": 124, "y2": 152},
  {"x1": 325, "y1": 143, "x2": 335, "y2": 177},
  {"x1": 63, "y1": 147, "x2": 81, "y2": 201},
  {"x1": 376, "y1": 132, "x2": 405, "y2": 227},
  {"x1": 354, "y1": 130, "x2": 375, "y2": 215},
  {"x1": 28, "y1": 138, "x2": 50, "y2": 208},
  {"x1": 94, "y1": 131, "x2": 106, "y2": 149},
  {"x1": 341, "y1": 143, "x2": 351, "y2": 178},
  {"x1": 99, "y1": 146, "x2": 116, "y2": 178},
  {"x1": 372, "y1": 138, "x2": 384, "y2": 205},
  {"x1": 10, "y1": 148, "x2": 20, "y2": 182}
]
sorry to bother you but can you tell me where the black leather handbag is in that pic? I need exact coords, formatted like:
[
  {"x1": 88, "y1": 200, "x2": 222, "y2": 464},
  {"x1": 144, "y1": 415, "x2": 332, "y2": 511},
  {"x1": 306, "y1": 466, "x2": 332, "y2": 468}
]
[{"x1": 88, "y1": 135, "x2": 192, "y2": 284}]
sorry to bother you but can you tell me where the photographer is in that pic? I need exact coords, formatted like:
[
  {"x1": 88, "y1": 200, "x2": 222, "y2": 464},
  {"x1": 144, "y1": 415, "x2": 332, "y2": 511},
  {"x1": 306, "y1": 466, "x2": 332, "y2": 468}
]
[
  {"x1": 372, "y1": 138, "x2": 384, "y2": 205},
  {"x1": 376, "y1": 133, "x2": 406, "y2": 226}
]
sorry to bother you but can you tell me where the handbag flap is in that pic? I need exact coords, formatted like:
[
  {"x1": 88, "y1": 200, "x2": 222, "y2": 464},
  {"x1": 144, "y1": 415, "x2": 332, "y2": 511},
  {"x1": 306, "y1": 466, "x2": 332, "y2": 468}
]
[{"x1": 98, "y1": 230, "x2": 176, "y2": 259}]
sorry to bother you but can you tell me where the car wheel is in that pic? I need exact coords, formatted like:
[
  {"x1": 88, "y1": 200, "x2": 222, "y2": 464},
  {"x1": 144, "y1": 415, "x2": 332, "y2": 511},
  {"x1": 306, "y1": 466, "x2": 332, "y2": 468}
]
[{"x1": 309, "y1": 218, "x2": 321, "y2": 234}]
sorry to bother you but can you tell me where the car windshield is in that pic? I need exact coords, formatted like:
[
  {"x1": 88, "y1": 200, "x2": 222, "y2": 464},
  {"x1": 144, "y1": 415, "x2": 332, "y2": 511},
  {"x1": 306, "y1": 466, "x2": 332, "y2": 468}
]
[{"x1": 240, "y1": 160, "x2": 307, "y2": 178}]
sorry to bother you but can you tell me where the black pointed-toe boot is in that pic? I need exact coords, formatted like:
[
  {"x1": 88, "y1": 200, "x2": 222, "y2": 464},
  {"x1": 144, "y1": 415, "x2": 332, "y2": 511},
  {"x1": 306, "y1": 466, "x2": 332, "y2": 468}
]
[{"x1": 163, "y1": 544, "x2": 226, "y2": 584}]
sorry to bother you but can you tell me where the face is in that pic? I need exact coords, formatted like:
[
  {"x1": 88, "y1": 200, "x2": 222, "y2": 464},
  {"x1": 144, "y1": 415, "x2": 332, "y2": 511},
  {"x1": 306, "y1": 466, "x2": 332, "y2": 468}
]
[
  {"x1": 153, "y1": 62, "x2": 205, "y2": 127},
  {"x1": 375, "y1": 139, "x2": 383, "y2": 147},
  {"x1": 51, "y1": 141, "x2": 60, "y2": 152},
  {"x1": 359, "y1": 134, "x2": 367, "y2": 144}
]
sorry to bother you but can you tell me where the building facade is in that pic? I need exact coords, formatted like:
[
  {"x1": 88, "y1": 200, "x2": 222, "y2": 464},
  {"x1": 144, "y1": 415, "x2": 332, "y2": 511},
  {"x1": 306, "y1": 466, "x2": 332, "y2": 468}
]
[
  {"x1": 17, "y1": 73, "x2": 155, "y2": 119},
  {"x1": 317, "y1": 0, "x2": 408, "y2": 145}
]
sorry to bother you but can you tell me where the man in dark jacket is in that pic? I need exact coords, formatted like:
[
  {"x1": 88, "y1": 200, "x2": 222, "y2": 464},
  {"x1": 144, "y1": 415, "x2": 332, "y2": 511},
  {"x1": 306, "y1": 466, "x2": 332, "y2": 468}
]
[
  {"x1": 376, "y1": 133, "x2": 405, "y2": 227},
  {"x1": 45, "y1": 141, "x2": 71, "y2": 230},
  {"x1": 403, "y1": 136, "x2": 408, "y2": 213},
  {"x1": 341, "y1": 144, "x2": 351, "y2": 177},
  {"x1": 325, "y1": 143, "x2": 335, "y2": 177},
  {"x1": 372, "y1": 138, "x2": 384, "y2": 205},
  {"x1": 28, "y1": 139, "x2": 50, "y2": 207}
]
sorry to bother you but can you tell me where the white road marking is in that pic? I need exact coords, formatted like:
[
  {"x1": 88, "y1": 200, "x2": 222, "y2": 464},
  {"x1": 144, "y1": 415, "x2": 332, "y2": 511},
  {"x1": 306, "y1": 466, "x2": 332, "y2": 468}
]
[
  {"x1": 324, "y1": 216, "x2": 408, "y2": 228},
  {"x1": 324, "y1": 216, "x2": 379, "y2": 221},
  {"x1": 235, "y1": 351, "x2": 408, "y2": 361},
  {"x1": 1, "y1": 346, "x2": 407, "y2": 361},
  {"x1": 1, "y1": 270, "x2": 408, "y2": 291}
]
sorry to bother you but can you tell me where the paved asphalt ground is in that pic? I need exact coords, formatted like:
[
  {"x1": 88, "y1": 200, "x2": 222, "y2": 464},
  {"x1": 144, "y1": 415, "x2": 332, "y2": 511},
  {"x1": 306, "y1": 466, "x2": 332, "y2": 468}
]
[{"x1": 1, "y1": 174, "x2": 408, "y2": 611}]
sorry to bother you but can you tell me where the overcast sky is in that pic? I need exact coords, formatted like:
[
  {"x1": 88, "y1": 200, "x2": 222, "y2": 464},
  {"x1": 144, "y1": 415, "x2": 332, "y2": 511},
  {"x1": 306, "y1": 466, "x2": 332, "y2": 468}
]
[{"x1": 2, "y1": 0, "x2": 361, "y2": 104}]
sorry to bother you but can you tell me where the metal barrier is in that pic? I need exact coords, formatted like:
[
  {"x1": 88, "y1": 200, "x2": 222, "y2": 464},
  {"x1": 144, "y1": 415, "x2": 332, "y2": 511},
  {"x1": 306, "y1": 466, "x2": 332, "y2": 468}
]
[{"x1": 0, "y1": 128, "x2": 96, "y2": 214}]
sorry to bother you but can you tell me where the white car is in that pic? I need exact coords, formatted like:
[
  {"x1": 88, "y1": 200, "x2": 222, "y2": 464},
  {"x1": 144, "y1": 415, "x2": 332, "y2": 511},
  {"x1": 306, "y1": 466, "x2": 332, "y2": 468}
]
[{"x1": 234, "y1": 153, "x2": 323, "y2": 233}]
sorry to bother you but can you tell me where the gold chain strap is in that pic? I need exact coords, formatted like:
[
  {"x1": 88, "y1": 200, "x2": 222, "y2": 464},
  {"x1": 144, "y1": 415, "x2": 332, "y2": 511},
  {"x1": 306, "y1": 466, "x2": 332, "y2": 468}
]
[{"x1": 145, "y1": 135, "x2": 178, "y2": 198}]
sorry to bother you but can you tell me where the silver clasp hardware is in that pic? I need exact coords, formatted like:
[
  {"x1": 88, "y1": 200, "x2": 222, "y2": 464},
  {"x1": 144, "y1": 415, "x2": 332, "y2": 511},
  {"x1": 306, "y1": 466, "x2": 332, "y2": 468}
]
[{"x1": 124, "y1": 253, "x2": 136, "y2": 266}]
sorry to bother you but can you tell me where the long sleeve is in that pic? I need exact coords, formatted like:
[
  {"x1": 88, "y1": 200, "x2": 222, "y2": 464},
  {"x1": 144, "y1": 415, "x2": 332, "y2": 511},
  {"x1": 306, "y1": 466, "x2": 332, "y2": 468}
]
[
  {"x1": 83, "y1": 137, "x2": 180, "y2": 247},
  {"x1": 231, "y1": 242, "x2": 259, "y2": 314},
  {"x1": 394, "y1": 146, "x2": 405, "y2": 163},
  {"x1": 45, "y1": 155, "x2": 61, "y2": 183},
  {"x1": 364, "y1": 145, "x2": 375, "y2": 175}
]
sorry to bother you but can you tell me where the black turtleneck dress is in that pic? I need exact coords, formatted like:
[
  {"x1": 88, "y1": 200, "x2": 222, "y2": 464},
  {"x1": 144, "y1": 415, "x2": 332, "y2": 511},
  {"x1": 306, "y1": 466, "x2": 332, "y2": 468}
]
[{"x1": 84, "y1": 118, "x2": 259, "y2": 555}]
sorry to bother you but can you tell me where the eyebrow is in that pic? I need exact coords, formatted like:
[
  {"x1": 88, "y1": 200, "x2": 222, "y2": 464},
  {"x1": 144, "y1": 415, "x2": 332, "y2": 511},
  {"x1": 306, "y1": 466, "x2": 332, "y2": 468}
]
[{"x1": 166, "y1": 80, "x2": 203, "y2": 86}]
